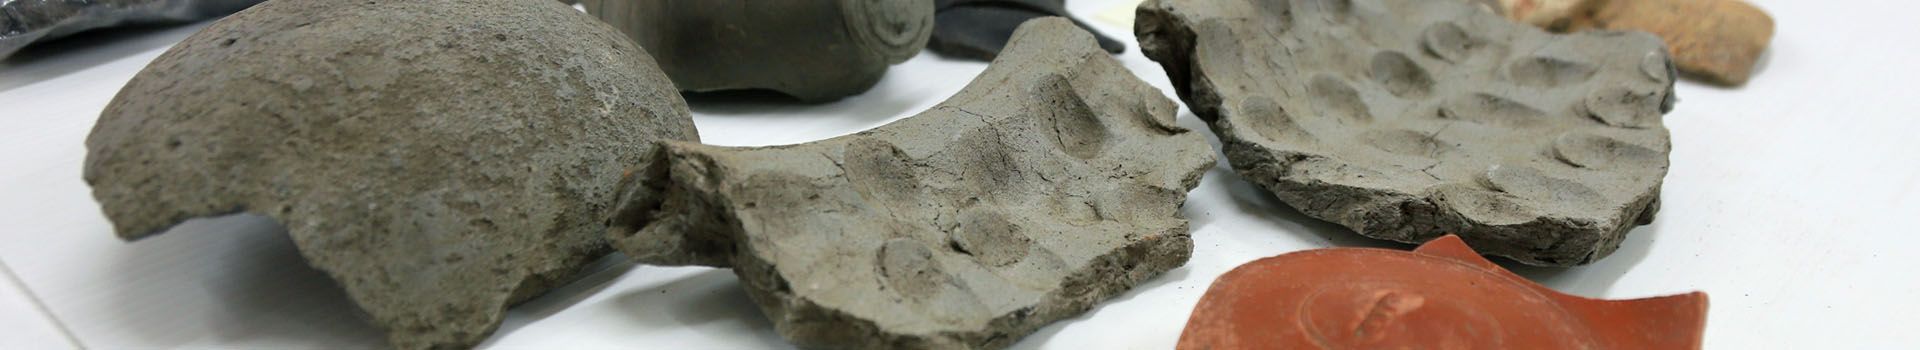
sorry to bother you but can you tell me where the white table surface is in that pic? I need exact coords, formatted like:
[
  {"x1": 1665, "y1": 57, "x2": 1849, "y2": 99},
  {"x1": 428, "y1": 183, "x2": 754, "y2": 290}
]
[{"x1": 3, "y1": 0, "x2": 1916, "y2": 348}]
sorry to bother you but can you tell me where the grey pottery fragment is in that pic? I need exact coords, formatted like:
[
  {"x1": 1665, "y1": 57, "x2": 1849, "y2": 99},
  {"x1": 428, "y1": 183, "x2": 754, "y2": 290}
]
[
  {"x1": 0, "y1": 0, "x2": 264, "y2": 59},
  {"x1": 609, "y1": 18, "x2": 1214, "y2": 349},
  {"x1": 1137, "y1": 0, "x2": 1676, "y2": 266},
  {"x1": 580, "y1": 0, "x2": 933, "y2": 102},
  {"x1": 83, "y1": 0, "x2": 697, "y2": 348}
]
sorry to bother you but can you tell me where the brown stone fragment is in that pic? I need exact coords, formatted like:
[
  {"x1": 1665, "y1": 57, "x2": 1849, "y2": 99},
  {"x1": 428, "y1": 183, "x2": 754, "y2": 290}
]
[
  {"x1": 1178, "y1": 235, "x2": 1709, "y2": 350},
  {"x1": 1570, "y1": 0, "x2": 1775, "y2": 86}
]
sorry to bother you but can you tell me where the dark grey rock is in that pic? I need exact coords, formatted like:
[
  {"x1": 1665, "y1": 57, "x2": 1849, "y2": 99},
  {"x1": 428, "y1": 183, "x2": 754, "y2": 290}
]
[
  {"x1": 580, "y1": 0, "x2": 933, "y2": 102},
  {"x1": 609, "y1": 18, "x2": 1214, "y2": 349},
  {"x1": 1137, "y1": 0, "x2": 1676, "y2": 266},
  {"x1": 928, "y1": 0, "x2": 1124, "y2": 61},
  {"x1": 0, "y1": 0, "x2": 264, "y2": 59},
  {"x1": 82, "y1": 0, "x2": 698, "y2": 348}
]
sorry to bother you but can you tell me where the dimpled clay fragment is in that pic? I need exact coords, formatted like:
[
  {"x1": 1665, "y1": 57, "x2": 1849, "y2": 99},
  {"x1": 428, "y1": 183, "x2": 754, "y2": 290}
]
[
  {"x1": 581, "y1": 0, "x2": 933, "y2": 102},
  {"x1": 609, "y1": 18, "x2": 1214, "y2": 349},
  {"x1": 1179, "y1": 235, "x2": 1708, "y2": 349},
  {"x1": 1137, "y1": 0, "x2": 1677, "y2": 266},
  {"x1": 83, "y1": 0, "x2": 698, "y2": 348}
]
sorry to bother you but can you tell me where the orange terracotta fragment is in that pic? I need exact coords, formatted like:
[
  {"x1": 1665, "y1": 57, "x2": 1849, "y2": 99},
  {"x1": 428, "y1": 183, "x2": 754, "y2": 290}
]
[{"x1": 1178, "y1": 235, "x2": 1708, "y2": 350}]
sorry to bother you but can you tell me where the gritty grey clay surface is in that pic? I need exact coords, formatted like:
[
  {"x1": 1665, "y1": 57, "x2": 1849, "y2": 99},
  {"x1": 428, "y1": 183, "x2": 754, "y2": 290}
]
[
  {"x1": 1137, "y1": 0, "x2": 1676, "y2": 266},
  {"x1": 82, "y1": 0, "x2": 698, "y2": 348},
  {"x1": 0, "y1": 0, "x2": 264, "y2": 59},
  {"x1": 609, "y1": 18, "x2": 1214, "y2": 349},
  {"x1": 581, "y1": 0, "x2": 933, "y2": 102}
]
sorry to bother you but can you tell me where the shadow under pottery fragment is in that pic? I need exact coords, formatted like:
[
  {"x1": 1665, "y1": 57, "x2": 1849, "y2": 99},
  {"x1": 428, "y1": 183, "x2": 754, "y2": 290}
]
[{"x1": 612, "y1": 268, "x2": 791, "y2": 348}]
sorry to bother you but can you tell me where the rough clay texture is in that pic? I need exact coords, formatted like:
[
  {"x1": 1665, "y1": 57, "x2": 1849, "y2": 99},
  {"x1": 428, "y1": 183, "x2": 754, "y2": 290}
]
[
  {"x1": 83, "y1": 0, "x2": 698, "y2": 348},
  {"x1": 0, "y1": 0, "x2": 264, "y2": 59},
  {"x1": 928, "y1": 0, "x2": 1124, "y2": 61},
  {"x1": 1566, "y1": 0, "x2": 1774, "y2": 86},
  {"x1": 1138, "y1": 0, "x2": 1677, "y2": 266},
  {"x1": 609, "y1": 18, "x2": 1214, "y2": 349},
  {"x1": 581, "y1": 0, "x2": 933, "y2": 102}
]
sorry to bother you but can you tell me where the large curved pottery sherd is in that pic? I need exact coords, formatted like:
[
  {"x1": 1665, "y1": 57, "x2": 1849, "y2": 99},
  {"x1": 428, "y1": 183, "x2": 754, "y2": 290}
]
[
  {"x1": 1180, "y1": 235, "x2": 1708, "y2": 349},
  {"x1": 83, "y1": 0, "x2": 698, "y2": 348},
  {"x1": 1137, "y1": 0, "x2": 1678, "y2": 266},
  {"x1": 581, "y1": 0, "x2": 933, "y2": 102},
  {"x1": 608, "y1": 18, "x2": 1215, "y2": 349}
]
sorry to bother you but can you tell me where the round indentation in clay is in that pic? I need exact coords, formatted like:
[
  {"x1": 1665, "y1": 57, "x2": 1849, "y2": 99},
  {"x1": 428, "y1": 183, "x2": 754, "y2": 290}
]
[
  {"x1": 1420, "y1": 22, "x2": 1479, "y2": 63},
  {"x1": 843, "y1": 137, "x2": 920, "y2": 203},
  {"x1": 950, "y1": 209, "x2": 1032, "y2": 267},
  {"x1": 1441, "y1": 93, "x2": 1545, "y2": 127},
  {"x1": 1309, "y1": 74, "x2": 1373, "y2": 124},
  {"x1": 878, "y1": 238, "x2": 950, "y2": 299},
  {"x1": 1030, "y1": 74, "x2": 1110, "y2": 160},
  {"x1": 1584, "y1": 87, "x2": 1661, "y2": 128},
  {"x1": 955, "y1": 126, "x2": 1023, "y2": 194},
  {"x1": 1482, "y1": 165, "x2": 1604, "y2": 207},
  {"x1": 1238, "y1": 96, "x2": 1314, "y2": 145},
  {"x1": 1370, "y1": 51, "x2": 1435, "y2": 98},
  {"x1": 1362, "y1": 129, "x2": 1452, "y2": 158},
  {"x1": 1552, "y1": 132, "x2": 1662, "y2": 170},
  {"x1": 1508, "y1": 56, "x2": 1597, "y2": 88}
]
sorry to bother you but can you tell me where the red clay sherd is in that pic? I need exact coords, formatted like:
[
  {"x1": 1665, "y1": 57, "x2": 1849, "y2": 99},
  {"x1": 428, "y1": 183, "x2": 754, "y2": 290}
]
[{"x1": 1179, "y1": 235, "x2": 1707, "y2": 349}]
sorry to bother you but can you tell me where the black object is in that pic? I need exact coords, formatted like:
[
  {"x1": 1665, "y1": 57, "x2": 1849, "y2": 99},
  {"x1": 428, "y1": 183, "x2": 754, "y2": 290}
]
[{"x1": 929, "y1": 0, "x2": 1124, "y2": 61}]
